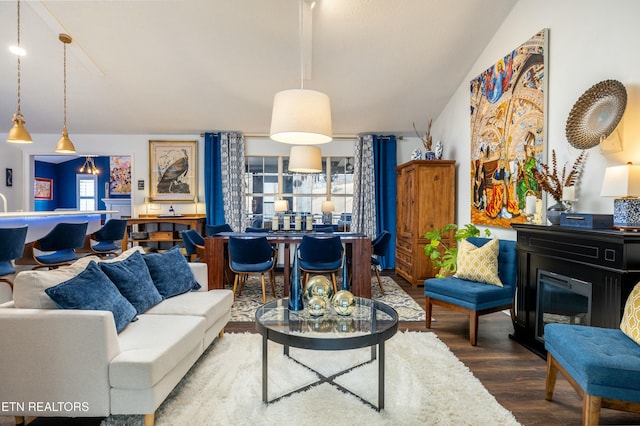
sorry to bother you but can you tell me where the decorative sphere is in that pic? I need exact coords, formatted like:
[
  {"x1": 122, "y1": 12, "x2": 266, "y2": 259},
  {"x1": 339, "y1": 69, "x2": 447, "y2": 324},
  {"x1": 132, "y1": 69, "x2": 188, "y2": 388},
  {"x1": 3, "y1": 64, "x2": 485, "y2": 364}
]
[
  {"x1": 307, "y1": 295, "x2": 328, "y2": 317},
  {"x1": 305, "y1": 275, "x2": 333, "y2": 300},
  {"x1": 335, "y1": 317, "x2": 356, "y2": 333},
  {"x1": 332, "y1": 290, "x2": 356, "y2": 316}
]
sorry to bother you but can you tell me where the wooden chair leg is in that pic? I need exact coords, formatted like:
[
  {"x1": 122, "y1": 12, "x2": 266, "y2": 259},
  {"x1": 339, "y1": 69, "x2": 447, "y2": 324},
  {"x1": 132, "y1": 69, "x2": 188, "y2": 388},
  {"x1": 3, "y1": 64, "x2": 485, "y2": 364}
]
[
  {"x1": 374, "y1": 268, "x2": 385, "y2": 295},
  {"x1": 269, "y1": 270, "x2": 276, "y2": 298},
  {"x1": 232, "y1": 274, "x2": 240, "y2": 297},
  {"x1": 260, "y1": 274, "x2": 267, "y2": 304},
  {"x1": 469, "y1": 312, "x2": 479, "y2": 346},
  {"x1": 583, "y1": 394, "x2": 602, "y2": 426},
  {"x1": 425, "y1": 297, "x2": 433, "y2": 328},
  {"x1": 545, "y1": 354, "x2": 559, "y2": 401},
  {"x1": 144, "y1": 413, "x2": 155, "y2": 426},
  {"x1": 15, "y1": 416, "x2": 24, "y2": 425},
  {"x1": 330, "y1": 273, "x2": 338, "y2": 294}
]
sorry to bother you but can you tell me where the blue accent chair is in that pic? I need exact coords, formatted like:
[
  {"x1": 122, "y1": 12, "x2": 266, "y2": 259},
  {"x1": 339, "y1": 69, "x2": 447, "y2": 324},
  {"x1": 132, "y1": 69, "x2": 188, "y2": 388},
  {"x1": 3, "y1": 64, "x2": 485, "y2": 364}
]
[
  {"x1": 181, "y1": 229, "x2": 205, "y2": 262},
  {"x1": 312, "y1": 224, "x2": 337, "y2": 233},
  {"x1": 545, "y1": 323, "x2": 640, "y2": 425},
  {"x1": 228, "y1": 236, "x2": 277, "y2": 303},
  {"x1": 424, "y1": 237, "x2": 517, "y2": 345},
  {"x1": 0, "y1": 225, "x2": 29, "y2": 290},
  {"x1": 245, "y1": 227, "x2": 268, "y2": 233},
  {"x1": 298, "y1": 235, "x2": 343, "y2": 294},
  {"x1": 32, "y1": 222, "x2": 89, "y2": 269},
  {"x1": 88, "y1": 219, "x2": 127, "y2": 257},
  {"x1": 206, "y1": 223, "x2": 232, "y2": 236},
  {"x1": 371, "y1": 230, "x2": 392, "y2": 295}
]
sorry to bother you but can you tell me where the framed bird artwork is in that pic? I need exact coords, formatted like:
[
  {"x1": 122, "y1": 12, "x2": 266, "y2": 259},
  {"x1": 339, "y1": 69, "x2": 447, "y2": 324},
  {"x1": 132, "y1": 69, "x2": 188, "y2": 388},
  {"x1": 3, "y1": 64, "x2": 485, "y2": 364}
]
[{"x1": 149, "y1": 140, "x2": 197, "y2": 202}]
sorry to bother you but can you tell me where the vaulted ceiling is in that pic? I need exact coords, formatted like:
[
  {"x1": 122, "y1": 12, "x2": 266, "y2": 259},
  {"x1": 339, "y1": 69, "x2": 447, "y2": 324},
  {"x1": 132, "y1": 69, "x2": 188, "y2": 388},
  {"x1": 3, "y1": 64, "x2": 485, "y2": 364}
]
[{"x1": 0, "y1": 0, "x2": 517, "y2": 137}]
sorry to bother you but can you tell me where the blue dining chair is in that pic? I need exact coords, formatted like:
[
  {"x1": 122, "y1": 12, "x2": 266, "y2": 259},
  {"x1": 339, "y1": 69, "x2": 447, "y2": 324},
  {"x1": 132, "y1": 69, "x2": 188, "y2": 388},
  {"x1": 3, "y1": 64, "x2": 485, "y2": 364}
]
[
  {"x1": 206, "y1": 223, "x2": 232, "y2": 236},
  {"x1": 0, "y1": 225, "x2": 29, "y2": 290},
  {"x1": 228, "y1": 236, "x2": 277, "y2": 303},
  {"x1": 245, "y1": 227, "x2": 268, "y2": 233},
  {"x1": 181, "y1": 229, "x2": 205, "y2": 262},
  {"x1": 371, "y1": 230, "x2": 392, "y2": 295},
  {"x1": 32, "y1": 222, "x2": 88, "y2": 269},
  {"x1": 88, "y1": 219, "x2": 128, "y2": 257},
  {"x1": 298, "y1": 235, "x2": 343, "y2": 294}
]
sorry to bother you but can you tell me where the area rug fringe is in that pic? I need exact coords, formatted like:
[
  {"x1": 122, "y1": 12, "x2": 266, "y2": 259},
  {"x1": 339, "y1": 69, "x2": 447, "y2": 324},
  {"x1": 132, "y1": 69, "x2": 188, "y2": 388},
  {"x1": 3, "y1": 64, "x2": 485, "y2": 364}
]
[{"x1": 103, "y1": 331, "x2": 520, "y2": 426}]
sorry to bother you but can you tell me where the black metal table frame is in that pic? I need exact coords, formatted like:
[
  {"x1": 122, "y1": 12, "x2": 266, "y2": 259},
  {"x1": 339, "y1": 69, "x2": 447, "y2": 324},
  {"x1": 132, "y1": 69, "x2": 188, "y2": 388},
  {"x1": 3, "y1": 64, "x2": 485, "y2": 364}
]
[{"x1": 256, "y1": 298, "x2": 398, "y2": 411}]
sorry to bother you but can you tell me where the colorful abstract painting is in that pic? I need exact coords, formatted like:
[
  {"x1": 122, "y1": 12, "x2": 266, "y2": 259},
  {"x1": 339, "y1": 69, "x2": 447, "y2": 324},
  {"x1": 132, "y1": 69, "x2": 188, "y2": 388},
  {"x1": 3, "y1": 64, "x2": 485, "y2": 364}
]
[
  {"x1": 470, "y1": 29, "x2": 547, "y2": 228},
  {"x1": 109, "y1": 155, "x2": 132, "y2": 196}
]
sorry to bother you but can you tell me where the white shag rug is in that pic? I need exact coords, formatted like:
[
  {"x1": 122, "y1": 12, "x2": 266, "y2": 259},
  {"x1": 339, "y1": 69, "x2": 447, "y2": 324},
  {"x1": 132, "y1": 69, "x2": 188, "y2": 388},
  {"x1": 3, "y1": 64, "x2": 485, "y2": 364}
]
[{"x1": 104, "y1": 331, "x2": 520, "y2": 426}]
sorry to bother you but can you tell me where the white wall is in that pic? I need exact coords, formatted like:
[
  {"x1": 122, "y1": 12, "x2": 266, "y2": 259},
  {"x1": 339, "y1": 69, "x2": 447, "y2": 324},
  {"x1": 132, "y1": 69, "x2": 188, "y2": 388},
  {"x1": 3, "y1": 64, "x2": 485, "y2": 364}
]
[
  {"x1": 0, "y1": 143, "x2": 24, "y2": 212},
  {"x1": 432, "y1": 0, "x2": 640, "y2": 239}
]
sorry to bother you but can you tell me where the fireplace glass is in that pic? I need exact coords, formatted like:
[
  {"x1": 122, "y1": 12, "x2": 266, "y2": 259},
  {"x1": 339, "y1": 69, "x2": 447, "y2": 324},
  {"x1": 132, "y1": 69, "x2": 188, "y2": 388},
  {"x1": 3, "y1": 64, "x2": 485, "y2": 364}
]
[{"x1": 535, "y1": 270, "x2": 592, "y2": 342}]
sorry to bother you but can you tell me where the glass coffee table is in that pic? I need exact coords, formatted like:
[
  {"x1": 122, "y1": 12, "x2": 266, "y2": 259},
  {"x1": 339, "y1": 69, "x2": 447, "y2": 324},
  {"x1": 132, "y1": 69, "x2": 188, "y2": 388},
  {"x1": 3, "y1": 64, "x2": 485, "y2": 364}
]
[{"x1": 255, "y1": 297, "x2": 398, "y2": 411}]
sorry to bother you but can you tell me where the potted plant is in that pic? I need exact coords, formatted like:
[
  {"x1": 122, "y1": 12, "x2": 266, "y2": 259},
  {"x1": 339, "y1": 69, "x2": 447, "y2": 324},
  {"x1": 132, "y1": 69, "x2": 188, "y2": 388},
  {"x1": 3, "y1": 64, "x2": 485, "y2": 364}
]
[{"x1": 423, "y1": 223, "x2": 491, "y2": 278}]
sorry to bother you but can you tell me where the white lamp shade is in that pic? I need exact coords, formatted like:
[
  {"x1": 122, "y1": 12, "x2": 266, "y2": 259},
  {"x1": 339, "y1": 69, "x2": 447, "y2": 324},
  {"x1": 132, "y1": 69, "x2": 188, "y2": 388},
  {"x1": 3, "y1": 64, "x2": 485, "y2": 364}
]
[
  {"x1": 274, "y1": 200, "x2": 289, "y2": 213},
  {"x1": 289, "y1": 145, "x2": 322, "y2": 173},
  {"x1": 322, "y1": 200, "x2": 335, "y2": 213},
  {"x1": 600, "y1": 163, "x2": 640, "y2": 197},
  {"x1": 270, "y1": 89, "x2": 332, "y2": 145}
]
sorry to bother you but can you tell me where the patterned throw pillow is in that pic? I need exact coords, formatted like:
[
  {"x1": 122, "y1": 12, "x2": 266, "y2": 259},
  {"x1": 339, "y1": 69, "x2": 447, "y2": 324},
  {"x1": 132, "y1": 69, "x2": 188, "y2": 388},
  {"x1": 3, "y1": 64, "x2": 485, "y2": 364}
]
[
  {"x1": 620, "y1": 281, "x2": 640, "y2": 345},
  {"x1": 454, "y1": 238, "x2": 503, "y2": 287}
]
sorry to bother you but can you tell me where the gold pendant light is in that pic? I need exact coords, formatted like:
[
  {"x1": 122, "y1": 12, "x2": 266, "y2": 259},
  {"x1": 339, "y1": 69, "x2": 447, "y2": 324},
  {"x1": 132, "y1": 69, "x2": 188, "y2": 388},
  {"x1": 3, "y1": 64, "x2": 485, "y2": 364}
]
[
  {"x1": 55, "y1": 33, "x2": 76, "y2": 153},
  {"x1": 7, "y1": 0, "x2": 33, "y2": 144}
]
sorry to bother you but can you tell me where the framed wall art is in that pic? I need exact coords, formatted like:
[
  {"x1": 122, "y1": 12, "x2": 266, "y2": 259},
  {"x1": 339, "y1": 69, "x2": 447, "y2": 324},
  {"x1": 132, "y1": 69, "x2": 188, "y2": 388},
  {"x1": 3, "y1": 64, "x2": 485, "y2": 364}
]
[
  {"x1": 34, "y1": 177, "x2": 53, "y2": 200},
  {"x1": 5, "y1": 168, "x2": 12, "y2": 187},
  {"x1": 470, "y1": 29, "x2": 548, "y2": 228},
  {"x1": 109, "y1": 155, "x2": 132, "y2": 196},
  {"x1": 149, "y1": 140, "x2": 197, "y2": 202}
]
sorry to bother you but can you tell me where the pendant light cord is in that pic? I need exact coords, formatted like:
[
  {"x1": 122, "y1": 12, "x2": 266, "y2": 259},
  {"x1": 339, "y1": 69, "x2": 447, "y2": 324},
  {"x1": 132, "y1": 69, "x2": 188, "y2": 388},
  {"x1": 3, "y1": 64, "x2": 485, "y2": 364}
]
[
  {"x1": 299, "y1": 0, "x2": 304, "y2": 90},
  {"x1": 62, "y1": 37, "x2": 68, "y2": 130},
  {"x1": 16, "y1": 0, "x2": 22, "y2": 116}
]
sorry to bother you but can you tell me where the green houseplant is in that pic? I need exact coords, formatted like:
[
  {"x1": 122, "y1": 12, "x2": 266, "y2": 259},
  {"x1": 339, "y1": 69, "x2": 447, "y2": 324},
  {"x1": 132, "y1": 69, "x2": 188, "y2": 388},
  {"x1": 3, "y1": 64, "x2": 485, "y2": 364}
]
[{"x1": 423, "y1": 223, "x2": 491, "y2": 278}]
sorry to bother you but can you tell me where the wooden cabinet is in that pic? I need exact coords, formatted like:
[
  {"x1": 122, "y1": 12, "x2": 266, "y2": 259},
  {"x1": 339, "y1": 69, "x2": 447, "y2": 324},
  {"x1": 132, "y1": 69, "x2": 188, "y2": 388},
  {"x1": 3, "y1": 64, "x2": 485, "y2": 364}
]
[
  {"x1": 395, "y1": 160, "x2": 455, "y2": 287},
  {"x1": 122, "y1": 215, "x2": 206, "y2": 252}
]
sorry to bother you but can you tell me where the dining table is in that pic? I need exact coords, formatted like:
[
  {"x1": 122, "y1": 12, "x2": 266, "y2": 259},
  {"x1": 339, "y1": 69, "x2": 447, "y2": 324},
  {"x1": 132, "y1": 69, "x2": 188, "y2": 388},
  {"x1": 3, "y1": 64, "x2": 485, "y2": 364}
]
[{"x1": 203, "y1": 231, "x2": 373, "y2": 298}]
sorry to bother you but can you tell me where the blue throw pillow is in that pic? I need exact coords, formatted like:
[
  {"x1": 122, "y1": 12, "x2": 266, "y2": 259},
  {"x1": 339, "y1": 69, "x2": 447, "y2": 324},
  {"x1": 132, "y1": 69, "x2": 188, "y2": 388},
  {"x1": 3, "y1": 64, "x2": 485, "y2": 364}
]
[
  {"x1": 100, "y1": 250, "x2": 163, "y2": 314},
  {"x1": 45, "y1": 261, "x2": 137, "y2": 333},
  {"x1": 143, "y1": 246, "x2": 201, "y2": 298}
]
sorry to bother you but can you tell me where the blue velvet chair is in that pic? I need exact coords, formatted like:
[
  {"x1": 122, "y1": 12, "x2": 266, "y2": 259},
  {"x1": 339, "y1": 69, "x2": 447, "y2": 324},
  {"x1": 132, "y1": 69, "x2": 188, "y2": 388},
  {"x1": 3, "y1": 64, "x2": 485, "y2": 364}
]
[
  {"x1": 228, "y1": 236, "x2": 277, "y2": 303},
  {"x1": 424, "y1": 237, "x2": 517, "y2": 345},
  {"x1": 371, "y1": 230, "x2": 392, "y2": 295},
  {"x1": 181, "y1": 229, "x2": 205, "y2": 262},
  {"x1": 0, "y1": 225, "x2": 29, "y2": 290},
  {"x1": 32, "y1": 222, "x2": 89, "y2": 269},
  {"x1": 312, "y1": 224, "x2": 337, "y2": 233},
  {"x1": 206, "y1": 223, "x2": 232, "y2": 236},
  {"x1": 545, "y1": 323, "x2": 640, "y2": 425},
  {"x1": 245, "y1": 227, "x2": 268, "y2": 233},
  {"x1": 298, "y1": 235, "x2": 343, "y2": 294},
  {"x1": 88, "y1": 219, "x2": 127, "y2": 257}
]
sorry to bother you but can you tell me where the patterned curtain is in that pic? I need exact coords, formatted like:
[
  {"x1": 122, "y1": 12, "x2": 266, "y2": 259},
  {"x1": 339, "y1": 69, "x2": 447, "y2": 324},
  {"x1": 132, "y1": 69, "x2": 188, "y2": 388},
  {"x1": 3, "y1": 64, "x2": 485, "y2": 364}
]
[
  {"x1": 204, "y1": 132, "x2": 244, "y2": 232},
  {"x1": 219, "y1": 132, "x2": 245, "y2": 231},
  {"x1": 352, "y1": 134, "x2": 376, "y2": 238}
]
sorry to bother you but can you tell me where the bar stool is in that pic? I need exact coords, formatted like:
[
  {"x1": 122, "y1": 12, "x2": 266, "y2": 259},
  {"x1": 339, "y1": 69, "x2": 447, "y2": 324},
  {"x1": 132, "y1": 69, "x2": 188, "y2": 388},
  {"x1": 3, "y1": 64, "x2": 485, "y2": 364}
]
[
  {"x1": 0, "y1": 225, "x2": 29, "y2": 290},
  {"x1": 88, "y1": 219, "x2": 127, "y2": 257},
  {"x1": 32, "y1": 222, "x2": 88, "y2": 269}
]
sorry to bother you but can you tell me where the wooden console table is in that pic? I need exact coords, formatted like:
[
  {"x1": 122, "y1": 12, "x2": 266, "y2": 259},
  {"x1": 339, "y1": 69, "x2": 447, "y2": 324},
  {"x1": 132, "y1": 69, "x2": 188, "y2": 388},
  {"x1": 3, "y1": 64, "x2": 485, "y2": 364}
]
[
  {"x1": 511, "y1": 224, "x2": 640, "y2": 356},
  {"x1": 204, "y1": 232, "x2": 373, "y2": 298},
  {"x1": 121, "y1": 215, "x2": 206, "y2": 252}
]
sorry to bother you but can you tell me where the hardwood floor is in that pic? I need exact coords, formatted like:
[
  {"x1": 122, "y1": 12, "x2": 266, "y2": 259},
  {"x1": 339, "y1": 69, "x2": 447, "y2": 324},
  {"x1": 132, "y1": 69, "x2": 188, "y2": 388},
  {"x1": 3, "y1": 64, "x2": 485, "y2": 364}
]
[{"x1": 229, "y1": 271, "x2": 640, "y2": 426}]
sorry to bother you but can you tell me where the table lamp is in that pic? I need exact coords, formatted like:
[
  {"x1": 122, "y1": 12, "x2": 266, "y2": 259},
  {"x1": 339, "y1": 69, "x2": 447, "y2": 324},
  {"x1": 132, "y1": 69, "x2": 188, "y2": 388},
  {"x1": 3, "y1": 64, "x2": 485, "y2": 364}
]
[
  {"x1": 600, "y1": 162, "x2": 640, "y2": 229},
  {"x1": 321, "y1": 200, "x2": 334, "y2": 225},
  {"x1": 274, "y1": 200, "x2": 289, "y2": 213}
]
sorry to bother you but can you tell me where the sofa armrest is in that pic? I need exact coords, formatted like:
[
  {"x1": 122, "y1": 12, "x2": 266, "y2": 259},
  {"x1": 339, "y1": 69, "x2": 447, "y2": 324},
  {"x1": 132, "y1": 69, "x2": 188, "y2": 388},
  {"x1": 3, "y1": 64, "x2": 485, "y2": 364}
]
[
  {"x1": 189, "y1": 262, "x2": 208, "y2": 292},
  {"x1": 0, "y1": 309, "x2": 121, "y2": 416}
]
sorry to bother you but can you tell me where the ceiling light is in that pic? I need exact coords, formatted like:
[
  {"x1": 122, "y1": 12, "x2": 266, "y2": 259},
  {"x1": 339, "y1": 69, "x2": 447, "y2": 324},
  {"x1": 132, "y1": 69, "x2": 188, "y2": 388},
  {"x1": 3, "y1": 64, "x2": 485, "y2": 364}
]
[
  {"x1": 55, "y1": 34, "x2": 76, "y2": 154},
  {"x1": 79, "y1": 156, "x2": 99, "y2": 175},
  {"x1": 270, "y1": 0, "x2": 332, "y2": 145},
  {"x1": 289, "y1": 145, "x2": 322, "y2": 173},
  {"x1": 7, "y1": 0, "x2": 33, "y2": 144}
]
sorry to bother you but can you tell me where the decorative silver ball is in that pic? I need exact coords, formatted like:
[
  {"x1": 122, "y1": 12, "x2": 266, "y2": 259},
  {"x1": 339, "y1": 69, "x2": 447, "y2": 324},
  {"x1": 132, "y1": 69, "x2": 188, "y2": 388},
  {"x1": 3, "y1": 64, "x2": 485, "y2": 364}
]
[
  {"x1": 332, "y1": 290, "x2": 356, "y2": 316},
  {"x1": 305, "y1": 275, "x2": 333, "y2": 300},
  {"x1": 307, "y1": 295, "x2": 328, "y2": 317}
]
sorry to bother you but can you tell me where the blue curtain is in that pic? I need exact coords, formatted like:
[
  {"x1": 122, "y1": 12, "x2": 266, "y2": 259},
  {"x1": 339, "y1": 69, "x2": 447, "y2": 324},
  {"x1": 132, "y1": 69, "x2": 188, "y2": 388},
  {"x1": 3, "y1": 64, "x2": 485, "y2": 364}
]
[
  {"x1": 204, "y1": 132, "x2": 224, "y2": 226},
  {"x1": 373, "y1": 135, "x2": 397, "y2": 269}
]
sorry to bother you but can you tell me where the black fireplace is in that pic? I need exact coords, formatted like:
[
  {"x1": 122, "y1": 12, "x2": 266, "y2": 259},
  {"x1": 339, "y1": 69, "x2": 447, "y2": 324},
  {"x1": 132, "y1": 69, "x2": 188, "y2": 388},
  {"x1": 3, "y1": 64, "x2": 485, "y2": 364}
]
[{"x1": 535, "y1": 270, "x2": 591, "y2": 343}]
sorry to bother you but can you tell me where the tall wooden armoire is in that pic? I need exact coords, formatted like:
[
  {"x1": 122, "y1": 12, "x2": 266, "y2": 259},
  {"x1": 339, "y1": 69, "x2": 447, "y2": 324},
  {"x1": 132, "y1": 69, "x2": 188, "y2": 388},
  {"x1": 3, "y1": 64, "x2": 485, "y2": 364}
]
[{"x1": 395, "y1": 160, "x2": 456, "y2": 287}]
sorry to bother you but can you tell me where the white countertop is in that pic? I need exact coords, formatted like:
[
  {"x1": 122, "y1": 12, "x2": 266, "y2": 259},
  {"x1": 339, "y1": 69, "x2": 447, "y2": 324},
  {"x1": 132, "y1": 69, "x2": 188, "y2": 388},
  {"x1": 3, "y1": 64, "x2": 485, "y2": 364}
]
[{"x1": 0, "y1": 210, "x2": 116, "y2": 219}]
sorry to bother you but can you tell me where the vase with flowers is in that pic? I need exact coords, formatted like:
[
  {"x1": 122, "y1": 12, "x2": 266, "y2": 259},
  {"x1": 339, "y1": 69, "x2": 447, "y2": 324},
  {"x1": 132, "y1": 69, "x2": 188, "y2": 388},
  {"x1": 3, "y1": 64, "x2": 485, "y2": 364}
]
[{"x1": 532, "y1": 149, "x2": 587, "y2": 224}]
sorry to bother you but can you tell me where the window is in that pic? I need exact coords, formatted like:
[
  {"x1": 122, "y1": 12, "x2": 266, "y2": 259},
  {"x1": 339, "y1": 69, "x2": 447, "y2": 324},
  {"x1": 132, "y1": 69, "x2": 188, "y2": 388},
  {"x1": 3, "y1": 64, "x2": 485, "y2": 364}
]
[
  {"x1": 243, "y1": 156, "x2": 354, "y2": 229},
  {"x1": 77, "y1": 174, "x2": 97, "y2": 211}
]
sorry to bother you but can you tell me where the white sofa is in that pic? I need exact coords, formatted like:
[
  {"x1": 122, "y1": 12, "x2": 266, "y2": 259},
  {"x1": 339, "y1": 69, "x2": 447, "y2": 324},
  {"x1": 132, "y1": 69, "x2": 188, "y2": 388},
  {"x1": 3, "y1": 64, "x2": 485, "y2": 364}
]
[{"x1": 0, "y1": 248, "x2": 234, "y2": 425}]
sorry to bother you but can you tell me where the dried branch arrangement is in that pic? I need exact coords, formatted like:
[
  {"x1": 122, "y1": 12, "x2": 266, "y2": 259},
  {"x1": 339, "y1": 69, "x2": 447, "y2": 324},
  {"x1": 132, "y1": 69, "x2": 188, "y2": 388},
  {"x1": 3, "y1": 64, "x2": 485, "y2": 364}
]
[
  {"x1": 532, "y1": 149, "x2": 587, "y2": 203},
  {"x1": 413, "y1": 118, "x2": 433, "y2": 151}
]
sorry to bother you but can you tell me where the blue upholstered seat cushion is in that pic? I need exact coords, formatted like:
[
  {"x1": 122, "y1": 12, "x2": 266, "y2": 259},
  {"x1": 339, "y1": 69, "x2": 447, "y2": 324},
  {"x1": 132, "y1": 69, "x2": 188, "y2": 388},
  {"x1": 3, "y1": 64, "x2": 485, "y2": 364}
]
[
  {"x1": 92, "y1": 241, "x2": 119, "y2": 252},
  {"x1": 44, "y1": 261, "x2": 137, "y2": 333},
  {"x1": 424, "y1": 276, "x2": 514, "y2": 311},
  {"x1": 35, "y1": 248, "x2": 78, "y2": 265},
  {"x1": 143, "y1": 246, "x2": 201, "y2": 298},
  {"x1": 231, "y1": 259, "x2": 275, "y2": 273},
  {"x1": 299, "y1": 259, "x2": 342, "y2": 271},
  {"x1": 545, "y1": 323, "x2": 640, "y2": 402},
  {"x1": 0, "y1": 260, "x2": 16, "y2": 276},
  {"x1": 99, "y1": 250, "x2": 163, "y2": 314}
]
